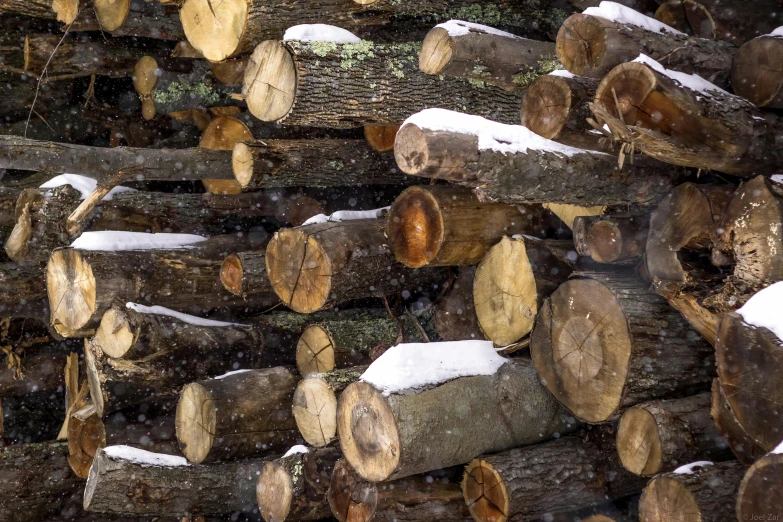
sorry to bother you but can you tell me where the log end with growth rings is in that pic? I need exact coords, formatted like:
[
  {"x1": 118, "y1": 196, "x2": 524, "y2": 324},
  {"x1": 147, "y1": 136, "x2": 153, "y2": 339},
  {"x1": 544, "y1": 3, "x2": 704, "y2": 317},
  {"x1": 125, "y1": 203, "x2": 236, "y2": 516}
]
[
  {"x1": 47, "y1": 249, "x2": 97, "y2": 338},
  {"x1": 616, "y1": 407, "x2": 662, "y2": 476},
  {"x1": 180, "y1": 0, "x2": 247, "y2": 62},
  {"x1": 200, "y1": 116, "x2": 250, "y2": 194},
  {"x1": 220, "y1": 253, "x2": 246, "y2": 297},
  {"x1": 462, "y1": 458, "x2": 510, "y2": 522},
  {"x1": 327, "y1": 459, "x2": 379, "y2": 522},
  {"x1": 587, "y1": 220, "x2": 625, "y2": 263},
  {"x1": 68, "y1": 410, "x2": 106, "y2": 479},
  {"x1": 737, "y1": 452, "x2": 783, "y2": 520},
  {"x1": 394, "y1": 123, "x2": 432, "y2": 176},
  {"x1": 594, "y1": 62, "x2": 659, "y2": 131},
  {"x1": 175, "y1": 382, "x2": 216, "y2": 464},
  {"x1": 732, "y1": 36, "x2": 783, "y2": 108},
  {"x1": 638, "y1": 474, "x2": 702, "y2": 521},
  {"x1": 133, "y1": 56, "x2": 159, "y2": 121},
  {"x1": 654, "y1": 0, "x2": 715, "y2": 40},
  {"x1": 419, "y1": 27, "x2": 454, "y2": 75},
  {"x1": 93, "y1": 306, "x2": 135, "y2": 359},
  {"x1": 364, "y1": 125, "x2": 400, "y2": 153},
  {"x1": 257, "y1": 460, "x2": 294, "y2": 522},
  {"x1": 293, "y1": 376, "x2": 338, "y2": 447},
  {"x1": 521, "y1": 75, "x2": 573, "y2": 139},
  {"x1": 386, "y1": 186, "x2": 445, "y2": 269},
  {"x1": 244, "y1": 40, "x2": 297, "y2": 122},
  {"x1": 336, "y1": 382, "x2": 400, "y2": 482},
  {"x1": 94, "y1": 0, "x2": 131, "y2": 32},
  {"x1": 297, "y1": 324, "x2": 337, "y2": 376},
  {"x1": 231, "y1": 141, "x2": 255, "y2": 188},
  {"x1": 556, "y1": 14, "x2": 608, "y2": 77}
]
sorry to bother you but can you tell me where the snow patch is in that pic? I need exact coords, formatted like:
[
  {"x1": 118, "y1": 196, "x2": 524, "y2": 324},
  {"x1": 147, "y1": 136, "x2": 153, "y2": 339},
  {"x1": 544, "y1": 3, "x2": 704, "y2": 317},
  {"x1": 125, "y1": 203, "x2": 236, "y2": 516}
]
[
  {"x1": 583, "y1": 1, "x2": 683, "y2": 34},
  {"x1": 360, "y1": 340, "x2": 507, "y2": 396},
  {"x1": 770, "y1": 26, "x2": 783, "y2": 37},
  {"x1": 404, "y1": 109, "x2": 593, "y2": 157},
  {"x1": 40, "y1": 174, "x2": 136, "y2": 201},
  {"x1": 772, "y1": 440, "x2": 783, "y2": 455},
  {"x1": 103, "y1": 445, "x2": 189, "y2": 467},
  {"x1": 126, "y1": 303, "x2": 245, "y2": 327},
  {"x1": 737, "y1": 281, "x2": 783, "y2": 343},
  {"x1": 549, "y1": 69, "x2": 575, "y2": 78},
  {"x1": 673, "y1": 461, "x2": 713, "y2": 474},
  {"x1": 283, "y1": 445, "x2": 310, "y2": 458},
  {"x1": 214, "y1": 369, "x2": 254, "y2": 380},
  {"x1": 301, "y1": 207, "x2": 389, "y2": 226},
  {"x1": 71, "y1": 231, "x2": 207, "y2": 251},
  {"x1": 633, "y1": 54, "x2": 730, "y2": 96},
  {"x1": 435, "y1": 20, "x2": 519, "y2": 39},
  {"x1": 284, "y1": 24, "x2": 360, "y2": 43},
  {"x1": 771, "y1": 174, "x2": 783, "y2": 184}
]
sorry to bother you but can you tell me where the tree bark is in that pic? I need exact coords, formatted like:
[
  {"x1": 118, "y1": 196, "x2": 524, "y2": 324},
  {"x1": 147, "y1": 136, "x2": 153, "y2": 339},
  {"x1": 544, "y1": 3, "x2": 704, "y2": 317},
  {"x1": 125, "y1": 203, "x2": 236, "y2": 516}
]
[
  {"x1": 710, "y1": 379, "x2": 767, "y2": 466},
  {"x1": 433, "y1": 266, "x2": 484, "y2": 342},
  {"x1": 616, "y1": 393, "x2": 732, "y2": 476},
  {"x1": 220, "y1": 250, "x2": 270, "y2": 298},
  {"x1": 0, "y1": 340, "x2": 70, "y2": 397},
  {"x1": 84, "y1": 447, "x2": 268, "y2": 516},
  {"x1": 573, "y1": 213, "x2": 649, "y2": 263},
  {"x1": 265, "y1": 218, "x2": 449, "y2": 314},
  {"x1": 0, "y1": 72, "x2": 73, "y2": 120},
  {"x1": 71, "y1": 0, "x2": 184, "y2": 40},
  {"x1": 257, "y1": 446, "x2": 340, "y2": 522},
  {"x1": 556, "y1": 12, "x2": 735, "y2": 86},
  {"x1": 175, "y1": 367, "x2": 299, "y2": 463},
  {"x1": 0, "y1": 0, "x2": 79, "y2": 23},
  {"x1": 243, "y1": 40, "x2": 523, "y2": 128},
  {"x1": 0, "y1": 262, "x2": 48, "y2": 321},
  {"x1": 337, "y1": 357, "x2": 578, "y2": 482},
  {"x1": 531, "y1": 269, "x2": 715, "y2": 424},
  {"x1": 394, "y1": 119, "x2": 682, "y2": 206},
  {"x1": 736, "y1": 446, "x2": 783, "y2": 521},
  {"x1": 638, "y1": 460, "x2": 745, "y2": 522},
  {"x1": 419, "y1": 21, "x2": 558, "y2": 91}
]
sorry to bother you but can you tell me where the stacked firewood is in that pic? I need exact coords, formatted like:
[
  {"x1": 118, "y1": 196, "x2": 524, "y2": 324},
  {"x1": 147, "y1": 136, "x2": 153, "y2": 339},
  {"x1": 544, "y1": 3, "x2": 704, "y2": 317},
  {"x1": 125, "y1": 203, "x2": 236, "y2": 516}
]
[{"x1": 1, "y1": 0, "x2": 782, "y2": 521}]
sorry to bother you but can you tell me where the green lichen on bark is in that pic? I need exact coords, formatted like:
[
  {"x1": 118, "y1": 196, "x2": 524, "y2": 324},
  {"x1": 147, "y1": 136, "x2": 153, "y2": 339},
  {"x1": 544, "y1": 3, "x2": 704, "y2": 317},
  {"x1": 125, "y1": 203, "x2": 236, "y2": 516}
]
[
  {"x1": 511, "y1": 57, "x2": 563, "y2": 87},
  {"x1": 154, "y1": 82, "x2": 221, "y2": 105}
]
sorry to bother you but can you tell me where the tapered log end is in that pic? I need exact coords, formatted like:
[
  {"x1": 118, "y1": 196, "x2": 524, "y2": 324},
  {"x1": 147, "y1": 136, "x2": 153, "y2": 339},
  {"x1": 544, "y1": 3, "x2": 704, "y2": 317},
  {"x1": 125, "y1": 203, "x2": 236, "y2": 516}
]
[
  {"x1": 419, "y1": 27, "x2": 454, "y2": 75},
  {"x1": 327, "y1": 459, "x2": 378, "y2": 522},
  {"x1": 617, "y1": 407, "x2": 662, "y2": 476},
  {"x1": 587, "y1": 220, "x2": 624, "y2": 263},
  {"x1": 94, "y1": 0, "x2": 131, "y2": 32},
  {"x1": 293, "y1": 377, "x2": 338, "y2": 447},
  {"x1": 543, "y1": 202, "x2": 605, "y2": 231},
  {"x1": 462, "y1": 458, "x2": 510, "y2": 522},
  {"x1": 732, "y1": 37, "x2": 783, "y2": 108},
  {"x1": 180, "y1": 0, "x2": 247, "y2": 62},
  {"x1": 5, "y1": 204, "x2": 33, "y2": 263},
  {"x1": 244, "y1": 41, "x2": 296, "y2": 122},
  {"x1": 394, "y1": 124, "x2": 430, "y2": 176},
  {"x1": 737, "y1": 452, "x2": 783, "y2": 519},
  {"x1": 556, "y1": 14, "x2": 608, "y2": 77},
  {"x1": 47, "y1": 249, "x2": 97, "y2": 338},
  {"x1": 654, "y1": 0, "x2": 715, "y2": 40},
  {"x1": 232, "y1": 141, "x2": 254, "y2": 188},
  {"x1": 257, "y1": 461, "x2": 294, "y2": 522},
  {"x1": 133, "y1": 56, "x2": 159, "y2": 98},
  {"x1": 93, "y1": 307, "x2": 135, "y2": 359},
  {"x1": 386, "y1": 186, "x2": 444, "y2": 268},
  {"x1": 176, "y1": 382, "x2": 216, "y2": 464},
  {"x1": 639, "y1": 475, "x2": 701, "y2": 521},
  {"x1": 337, "y1": 382, "x2": 400, "y2": 482},
  {"x1": 220, "y1": 253, "x2": 246, "y2": 297},
  {"x1": 473, "y1": 237, "x2": 538, "y2": 347},
  {"x1": 594, "y1": 62, "x2": 658, "y2": 129},
  {"x1": 364, "y1": 125, "x2": 400, "y2": 153},
  {"x1": 297, "y1": 325, "x2": 336, "y2": 376},
  {"x1": 521, "y1": 75, "x2": 572, "y2": 139},
  {"x1": 68, "y1": 411, "x2": 106, "y2": 479},
  {"x1": 266, "y1": 228, "x2": 331, "y2": 314}
]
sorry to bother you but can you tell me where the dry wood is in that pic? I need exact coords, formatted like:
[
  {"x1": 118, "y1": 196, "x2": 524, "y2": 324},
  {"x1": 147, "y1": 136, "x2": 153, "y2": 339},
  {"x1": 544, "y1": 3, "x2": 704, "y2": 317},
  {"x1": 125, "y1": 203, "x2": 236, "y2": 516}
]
[
  {"x1": 243, "y1": 40, "x2": 523, "y2": 128},
  {"x1": 0, "y1": 0, "x2": 80, "y2": 23},
  {"x1": 363, "y1": 125, "x2": 399, "y2": 152},
  {"x1": 337, "y1": 357, "x2": 577, "y2": 482},
  {"x1": 433, "y1": 266, "x2": 484, "y2": 342},
  {"x1": 736, "y1": 447, "x2": 783, "y2": 521},
  {"x1": 531, "y1": 269, "x2": 715, "y2": 424},
  {"x1": 71, "y1": 0, "x2": 184, "y2": 40},
  {"x1": 710, "y1": 379, "x2": 767, "y2": 465},
  {"x1": 573, "y1": 214, "x2": 649, "y2": 263},
  {"x1": 175, "y1": 367, "x2": 298, "y2": 463}
]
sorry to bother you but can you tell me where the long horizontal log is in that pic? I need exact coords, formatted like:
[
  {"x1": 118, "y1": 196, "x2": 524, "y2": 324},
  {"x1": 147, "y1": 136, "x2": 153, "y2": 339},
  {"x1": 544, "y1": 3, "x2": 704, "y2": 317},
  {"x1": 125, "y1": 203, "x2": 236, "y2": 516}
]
[
  {"x1": 71, "y1": 0, "x2": 184, "y2": 40},
  {"x1": 243, "y1": 40, "x2": 523, "y2": 128}
]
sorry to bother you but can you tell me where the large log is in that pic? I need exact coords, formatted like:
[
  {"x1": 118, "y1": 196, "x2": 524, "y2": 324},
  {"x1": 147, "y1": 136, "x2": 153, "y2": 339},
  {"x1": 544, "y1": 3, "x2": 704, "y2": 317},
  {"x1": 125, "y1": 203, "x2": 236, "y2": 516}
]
[
  {"x1": 616, "y1": 393, "x2": 731, "y2": 476},
  {"x1": 736, "y1": 445, "x2": 783, "y2": 521},
  {"x1": 84, "y1": 446, "x2": 267, "y2": 516},
  {"x1": 531, "y1": 270, "x2": 715, "y2": 424},
  {"x1": 265, "y1": 217, "x2": 448, "y2": 314},
  {"x1": 242, "y1": 40, "x2": 523, "y2": 128},
  {"x1": 71, "y1": 0, "x2": 184, "y2": 40},
  {"x1": 463, "y1": 430, "x2": 647, "y2": 522},
  {"x1": 394, "y1": 109, "x2": 682, "y2": 207},
  {"x1": 710, "y1": 379, "x2": 767, "y2": 465},
  {"x1": 256, "y1": 446, "x2": 340, "y2": 522},
  {"x1": 733, "y1": 32, "x2": 783, "y2": 109},
  {"x1": 573, "y1": 213, "x2": 649, "y2": 263},
  {"x1": 638, "y1": 460, "x2": 745, "y2": 521},
  {"x1": 556, "y1": 8, "x2": 735, "y2": 86},
  {"x1": 419, "y1": 20, "x2": 558, "y2": 91},
  {"x1": 337, "y1": 357, "x2": 577, "y2": 482},
  {"x1": 175, "y1": 367, "x2": 299, "y2": 463}
]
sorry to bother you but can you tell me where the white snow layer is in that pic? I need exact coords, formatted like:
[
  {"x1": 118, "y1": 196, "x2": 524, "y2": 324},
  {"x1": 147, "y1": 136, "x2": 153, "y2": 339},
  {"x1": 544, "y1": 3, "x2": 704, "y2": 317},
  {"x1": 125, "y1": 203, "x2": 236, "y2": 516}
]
[
  {"x1": 583, "y1": 1, "x2": 683, "y2": 34},
  {"x1": 70, "y1": 231, "x2": 207, "y2": 251},
  {"x1": 549, "y1": 69, "x2": 575, "y2": 78},
  {"x1": 40, "y1": 174, "x2": 136, "y2": 201},
  {"x1": 435, "y1": 20, "x2": 519, "y2": 38},
  {"x1": 283, "y1": 24, "x2": 360, "y2": 43},
  {"x1": 403, "y1": 108, "x2": 589, "y2": 157},
  {"x1": 673, "y1": 461, "x2": 713, "y2": 474},
  {"x1": 771, "y1": 174, "x2": 783, "y2": 184},
  {"x1": 770, "y1": 26, "x2": 783, "y2": 37},
  {"x1": 214, "y1": 369, "x2": 253, "y2": 380},
  {"x1": 737, "y1": 281, "x2": 783, "y2": 343},
  {"x1": 126, "y1": 303, "x2": 245, "y2": 327},
  {"x1": 360, "y1": 340, "x2": 508, "y2": 396},
  {"x1": 103, "y1": 445, "x2": 189, "y2": 467},
  {"x1": 283, "y1": 445, "x2": 310, "y2": 458},
  {"x1": 301, "y1": 207, "x2": 389, "y2": 226},
  {"x1": 633, "y1": 54, "x2": 729, "y2": 96},
  {"x1": 773, "y1": 439, "x2": 783, "y2": 454}
]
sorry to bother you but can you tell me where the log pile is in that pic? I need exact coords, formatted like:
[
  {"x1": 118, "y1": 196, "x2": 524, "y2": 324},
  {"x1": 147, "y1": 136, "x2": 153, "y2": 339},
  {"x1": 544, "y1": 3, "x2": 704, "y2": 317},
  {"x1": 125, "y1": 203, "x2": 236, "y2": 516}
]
[{"x1": 0, "y1": 1, "x2": 781, "y2": 521}]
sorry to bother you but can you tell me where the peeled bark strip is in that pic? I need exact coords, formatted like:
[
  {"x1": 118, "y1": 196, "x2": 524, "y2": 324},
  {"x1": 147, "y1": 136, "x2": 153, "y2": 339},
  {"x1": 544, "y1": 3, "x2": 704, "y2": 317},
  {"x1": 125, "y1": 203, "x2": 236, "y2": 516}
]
[
  {"x1": 257, "y1": 446, "x2": 340, "y2": 522},
  {"x1": 556, "y1": 12, "x2": 735, "y2": 86},
  {"x1": 71, "y1": 0, "x2": 184, "y2": 40},
  {"x1": 293, "y1": 365, "x2": 367, "y2": 447},
  {"x1": 573, "y1": 214, "x2": 649, "y2": 263},
  {"x1": 0, "y1": 0, "x2": 80, "y2": 23},
  {"x1": 710, "y1": 379, "x2": 766, "y2": 465},
  {"x1": 337, "y1": 357, "x2": 577, "y2": 482},
  {"x1": 220, "y1": 250, "x2": 270, "y2": 298},
  {"x1": 616, "y1": 393, "x2": 730, "y2": 476},
  {"x1": 433, "y1": 266, "x2": 484, "y2": 342},
  {"x1": 736, "y1": 447, "x2": 783, "y2": 521},
  {"x1": 176, "y1": 367, "x2": 298, "y2": 463},
  {"x1": 531, "y1": 270, "x2": 715, "y2": 424},
  {"x1": 386, "y1": 185, "x2": 533, "y2": 268},
  {"x1": 265, "y1": 218, "x2": 448, "y2": 314},
  {"x1": 394, "y1": 119, "x2": 681, "y2": 207},
  {"x1": 419, "y1": 21, "x2": 557, "y2": 91},
  {"x1": 232, "y1": 139, "x2": 404, "y2": 189},
  {"x1": 638, "y1": 461, "x2": 745, "y2": 522},
  {"x1": 84, "y1": 447, "x2": 267, "y2": 516},
  {"x1": 46, "y1": 235, "x2": 277, "y2": 338},
  {"x1": 463, "y1": 431, "x2": 647, "y2": 522},
  {"x1": 0, "y1": 341, "x2": 70, "y2": 397},
  {"x1": 243, "y1": 40, "x2": 523, "y2": 128},
  {"x1": 474, "y1": 236, "x2": 574, "y2": 347}
]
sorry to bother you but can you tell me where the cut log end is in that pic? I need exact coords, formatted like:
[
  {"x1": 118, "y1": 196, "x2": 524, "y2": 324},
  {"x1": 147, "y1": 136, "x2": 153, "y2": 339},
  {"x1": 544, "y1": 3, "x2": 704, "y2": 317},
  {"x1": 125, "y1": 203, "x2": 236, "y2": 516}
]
[
  {"x1": 327, "y1": 459, "x2": 378, "y2": 522},
  {"x1": 732, "y1": 36, "x2": 783, "y2": 108},
  {"x1": 94, "y1": 0, "x2": 131, "y2": 32},
  {"x1": 419, "y1": 27, "x2": 454, "y2": 75},
  {"x1": 394, "y1": 123, "x2": 431, "y2": 176},
  {"x1": 231, "y1": 141, "x2": 254, "y2": 188},
  {"x1": 93, "y1": 307, "x2": 135, "y2": 359},
  {"x1": 296, "y1": 325, "x2": 336, "y2": 376},
  {"x1": 180, "y1": 0, "x2": 247, "y2": 62},
  {"x1": 257, "y1": 460, "x2": 294, "y2": 522},
  {"x1": 364, "y1": 125, "x2": 400, "y2": 153},
  {"x1": 462, "y1": 458, "x2": 510, "y2": 522},
  {"x1": 67, "y1": 412, "x2": 106, "y2": 479},
  {"x1": 266, "y1": 228, "x2": 331, "y2": 314},
  {"x1": 293, "y1": 376, "x2": 338, "y2": 447},
  {"x1": 588, "y1": 220, "x2": 624, "y2": 263},
  {"x1": 595, "y1": 62, "x2": 658, "y2": 129},
  {"x1": 200, "y1": 116, "x2": 250, "y2": 194},
  {"x1": 654, "y1": 0, "x2": 715, "y2": 40},
  {"x1": 737, "y1": 452, "x2": 783, "y2": 519},
  {"x1": 53, "y1": 0, "x2": 80, "y2": 24},
  {"x1": 337, "y1": 382, "x2": 400, "y2": 482},
  {"x1": 47, "y1": 249, "x2": 97, "y2": 338},
  {"x1": 638, "y1": 476, "x2": 701, "y2": 522},
  {"x1": 556, "y1": 14, "x2": 608, "y2": 76},
  {"x1": 220, "y1": 253, "x2": 245, "y2": 297},
  {"x1": 616, "y1": 407, "x2": 662, "y2": 476},
  {"x1": 133, "y1": 56, "x2": 159, "y2": 98},
  {"x1": 386, "y1": 186, "x2": 444, "y2": 268},
  {"x1": 244, "y1": 40, "x2": 296, "y2": 122},
  {"x1": 175, "y1": 382, "x2": 216, "y2": 464},
  {"x1": 521, "y1": 75, "x2": 572, "y2": 139}
]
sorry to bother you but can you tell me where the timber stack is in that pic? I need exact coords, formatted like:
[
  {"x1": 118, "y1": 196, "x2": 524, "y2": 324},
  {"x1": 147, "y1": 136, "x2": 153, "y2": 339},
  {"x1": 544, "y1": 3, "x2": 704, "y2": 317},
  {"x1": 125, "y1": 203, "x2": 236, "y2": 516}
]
[{"x1": 0, "y1": 1, "x2": 781, "y2": 521}]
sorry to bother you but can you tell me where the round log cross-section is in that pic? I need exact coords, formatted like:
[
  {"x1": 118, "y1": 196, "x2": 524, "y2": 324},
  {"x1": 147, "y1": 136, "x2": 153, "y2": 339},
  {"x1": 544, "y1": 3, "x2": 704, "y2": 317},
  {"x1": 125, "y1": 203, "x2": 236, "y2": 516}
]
[
  {"x1": 737, "y1": 448, "x2": 783, "y2": 521},
  {"x1": 199, "y1": 115, "x2": 251, "y2": 194}
]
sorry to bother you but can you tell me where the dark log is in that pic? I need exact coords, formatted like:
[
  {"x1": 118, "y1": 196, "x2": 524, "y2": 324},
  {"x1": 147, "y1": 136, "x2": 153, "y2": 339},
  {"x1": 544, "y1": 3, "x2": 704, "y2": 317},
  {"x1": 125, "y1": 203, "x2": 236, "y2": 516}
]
[
  {"x1": 733, "y1": 32, "x2": 783, "y2": 109},
  {"x1": 736, "y1": 446, "x2": 783, "y2": 521},
  {"x1": 710, "y1": 379, "x2": 767, "y2": 465},
  {"x1": 433, "y1": 266, "x2": 484, "y2": 342},
  {"x1": 0, "y1": 0, "x2": 79, "y2": 23},
  {"x1": 242, "y1": 40, "x2": 523, "y2": 128},
  {"x1": 0, "y1": 262, "x2": 48, "y2": 321},
  {"x1": 0, "y1": 72, "x2": 73, "y2": 121},
  {"x1": 71, "y1": 0, "x2": 184, "y2": 40},
  {"x1": 2, "y1": 388, "x2": 65, "y2": 444},
  {"x1": 573, "y1": 213, "x2": 649, "y2": 263},
  {"x1": 0, "y1": 340, "x2": 70, "y2": 397}
]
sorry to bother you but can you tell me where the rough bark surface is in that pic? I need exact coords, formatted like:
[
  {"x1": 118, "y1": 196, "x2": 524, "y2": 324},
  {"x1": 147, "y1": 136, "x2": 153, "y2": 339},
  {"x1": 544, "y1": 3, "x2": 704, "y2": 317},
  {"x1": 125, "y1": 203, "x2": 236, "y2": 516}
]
[{"x1": 71, "y1": 0, "x2": 184, "y2": 40}]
